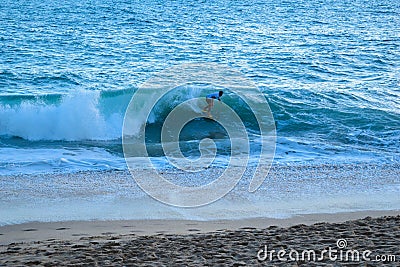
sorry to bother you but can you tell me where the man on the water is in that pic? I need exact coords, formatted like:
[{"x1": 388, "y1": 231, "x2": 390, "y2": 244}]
[{"x1": 203, "y1": 90, "x2": 223, "y2": 118}]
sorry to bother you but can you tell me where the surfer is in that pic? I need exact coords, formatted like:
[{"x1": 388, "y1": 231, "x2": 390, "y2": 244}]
[{"x1": 203, "y1": 90, "x2": 223, "y2": 118}]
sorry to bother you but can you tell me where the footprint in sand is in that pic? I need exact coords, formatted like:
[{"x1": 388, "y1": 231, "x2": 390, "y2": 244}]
[
  {"x1": 22, "y1": 228, "x2": 37, "y2": 232},
  {"x1": 56, "y1": 227, "x2": 70, "y2": 231}
]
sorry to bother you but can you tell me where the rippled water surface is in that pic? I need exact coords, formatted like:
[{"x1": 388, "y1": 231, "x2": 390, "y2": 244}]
[{"x1": 0, "y1": 0, "x2": 399, "y2": 174}]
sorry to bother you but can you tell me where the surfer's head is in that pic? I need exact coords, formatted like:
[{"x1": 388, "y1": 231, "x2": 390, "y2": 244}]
[{"x1": 219, "y1": 90, "x2": 223, "y2": 97}]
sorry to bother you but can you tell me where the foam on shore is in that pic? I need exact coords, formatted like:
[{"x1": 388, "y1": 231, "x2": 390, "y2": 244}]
[{"x1": 1, "y1": 163, "x2": 399, "y2": 226}]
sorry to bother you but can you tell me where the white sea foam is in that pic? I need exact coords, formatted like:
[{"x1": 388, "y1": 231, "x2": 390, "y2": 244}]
[
  {"x1": 0, "y1": 164, "x2": 399, "y2": 225},
  {"x1": 0, "y1": 91, "x2": 123, "y2": 141}
]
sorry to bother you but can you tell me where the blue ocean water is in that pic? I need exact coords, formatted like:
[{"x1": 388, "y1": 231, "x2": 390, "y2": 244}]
[{"x1": 1, "y1": 0, "x2": 400, "y2": 175}]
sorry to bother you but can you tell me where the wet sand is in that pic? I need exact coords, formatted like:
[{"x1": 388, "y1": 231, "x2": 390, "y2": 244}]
[{"x1": 1, "y1": 211, "x2": 399, "y2": 266}]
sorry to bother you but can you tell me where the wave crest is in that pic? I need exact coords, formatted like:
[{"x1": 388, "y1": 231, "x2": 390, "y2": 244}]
[{"x1": 0, "y1": 91, "x2": 126, "y2": 141}]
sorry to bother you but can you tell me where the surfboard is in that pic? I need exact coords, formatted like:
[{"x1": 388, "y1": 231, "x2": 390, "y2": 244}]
[{"x1": 201, "y1": 110, "x2": 213, "y2": 119}]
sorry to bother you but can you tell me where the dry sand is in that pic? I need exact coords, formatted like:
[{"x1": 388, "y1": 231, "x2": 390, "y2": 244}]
[{"x1": 1, "y1": 210, "x2": 399, "y2": 266}]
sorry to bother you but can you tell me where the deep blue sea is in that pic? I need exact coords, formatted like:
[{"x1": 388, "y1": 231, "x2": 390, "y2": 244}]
[{"x1": 1, "y1": 0, "x2": 399, "y2": 175}]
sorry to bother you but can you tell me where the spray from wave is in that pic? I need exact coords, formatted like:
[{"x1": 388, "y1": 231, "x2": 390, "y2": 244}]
[
  {"x1": 0, "y1": 86, "x2": 245, "y2": 142},
  {"x1": 0, "y1": 90, "x2": 128, "y2": 141}
]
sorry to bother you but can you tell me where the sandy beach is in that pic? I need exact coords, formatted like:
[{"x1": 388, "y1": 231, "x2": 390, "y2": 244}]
[
  {"x1": 1, "y1": 211, "x2": 399, "y2": 266},
  {"x1": 1, "y1": 163, "x2": 399, "y2": 265}
]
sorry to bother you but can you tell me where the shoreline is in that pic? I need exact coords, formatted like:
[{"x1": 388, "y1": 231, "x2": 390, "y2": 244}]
[
  {"x1": 2, "y1": 162, "x2": 399, "y2": 227},
  {"x1": 1, "y1": 163, "x2": 399, "y2": 265},
  {"x1": 1, "y1": 210, "x2": 399, "y2": 246}
]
